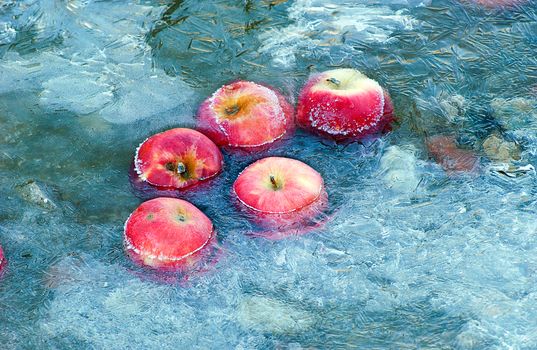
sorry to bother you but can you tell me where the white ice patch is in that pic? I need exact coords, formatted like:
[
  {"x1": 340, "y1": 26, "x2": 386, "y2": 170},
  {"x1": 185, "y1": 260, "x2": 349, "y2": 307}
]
[
  {"x1": 0, "y1": 21, "x2": 16, "y2": 44},
  {"x1": 379, "y1": 145, "x2": 421, "y2": 193},
  {"x1": 491, "y1": 97, "x2": 537, "y2": 131},
  {"x1": 258, "y1": 0, "x2": 426, "y2": 67},
  {"x1": 237, "y1": 295, "x2": 316, "y2": 334},
  {"x1": 98, "y1": 64, "x2": 196, "y2": 125},
  {"x1": 40, "y1": 73, "x2": 114, "y2": 115},
  {"x1": 0, "y1": 52, "x2": 67, "y2": 94}
]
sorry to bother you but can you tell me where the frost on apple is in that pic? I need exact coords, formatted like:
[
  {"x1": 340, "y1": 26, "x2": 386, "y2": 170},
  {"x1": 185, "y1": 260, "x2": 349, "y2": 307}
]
[{"x1": 297, "y1": 69, "x2": 389, "y2": 139}]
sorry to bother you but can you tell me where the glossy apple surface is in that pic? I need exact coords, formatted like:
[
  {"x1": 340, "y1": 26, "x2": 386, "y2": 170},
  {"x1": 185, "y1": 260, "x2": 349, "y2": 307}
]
[
  {"x1": 135, "y1": 128, "x2": 223, "y2": 190},
  {"x1": 124, "y1": 197, "x2": 214, "y2": 270},
  {"x1": 233, "y1": 157, "x2": 327, "y2": 234},
  {"x1": 197, "y1": 81, "x2": 294, "y2": 149},
  {"x1": 297, "y1": 68, "x2": 393, "y2": 140}
]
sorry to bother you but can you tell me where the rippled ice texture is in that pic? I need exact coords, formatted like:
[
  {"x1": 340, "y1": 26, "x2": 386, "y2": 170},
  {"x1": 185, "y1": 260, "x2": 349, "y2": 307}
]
[
  {"x1": 1, "y1": 0, "x2": 537, "y2": 349},
  {"x1": 258, "y1": 0, "x2": 431, "y2": 67},
  {"x1": 0, "y1": 0, "x2": 195, "y2": 124}
]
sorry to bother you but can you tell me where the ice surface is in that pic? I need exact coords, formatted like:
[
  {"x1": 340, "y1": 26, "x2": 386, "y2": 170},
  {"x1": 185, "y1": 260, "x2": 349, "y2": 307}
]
[
  {"x1": 15, "y1": 180, "x2": 58, "y2": 210},
  {"x1": 0, "y1": 0, "x2": 197, "y2": 125},
  {"x1": 0, "y1": 22, "x2": 16, "y2": 45},
  {"x1": 28, "y1": 135, "x2": 537, "y2": 348},
  {"x1": 1, "y1": 0, "x2": 537, "y2": 349},
  {"x1": 40, "y1": 73, "x2": 114, "y2": 116},
  {"x1": 379, "y1": 145, "x2": 422, "y2": 192},
  {"x1": 258, "y1": 0, "x2": 429, "y2": 67},
  {"x1": 237, "y1": 295, "x2": 316, "y2": 334}
]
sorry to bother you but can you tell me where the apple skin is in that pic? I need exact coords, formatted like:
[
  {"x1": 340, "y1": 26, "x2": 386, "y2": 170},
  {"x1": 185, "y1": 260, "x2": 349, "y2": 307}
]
[
  {"x1": 380, "y1": 90, "x2": 395, "y2": 133},
  {"x1": 426, "y1": 135, "x2": 480, "y2": 173},
  {"x1": 238, "y1": 189, "x2": 330, "y2": 240},
  {"x1": 135, "y1": 128, "x2": 223, "y2": 190},
  {"x1": 128, "y1": 162, "x2": 218, "y2": 200},
  {"x1": 297, "y1": 68, "x2": 394, "y2": 140},
  {"x1": 124, "y1": 197, "x2": 215, "y2": 270},
  {"x1": 0, "y1": 245, "x2": 5, "y2": 274},
  {"x1": 233, "y1": 157, "x2": 328, "y2": 236},
  {"x1": 197, "y1": 81, "x2": 294, "y2": 150},
  {"x1": 129, "y1": 162, "x2": 182, "y2": 200}
]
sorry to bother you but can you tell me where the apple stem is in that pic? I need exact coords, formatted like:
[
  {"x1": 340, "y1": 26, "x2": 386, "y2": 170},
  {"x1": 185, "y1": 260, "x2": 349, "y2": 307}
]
[
  {"x1": 326, "y1": 77, "x2": 341, "y2": 87},
  {"x1": 269, "y1": 175, "x2": 278, "y2": 189},
  {"x1": 225, "y1": 105, "x2": 240, "y2": 116}
]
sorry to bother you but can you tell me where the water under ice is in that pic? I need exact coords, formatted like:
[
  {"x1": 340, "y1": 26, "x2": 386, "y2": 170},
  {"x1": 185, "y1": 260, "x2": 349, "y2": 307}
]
[{"x1": 1, "y1": 0, "x2": 537, "y2": 349}]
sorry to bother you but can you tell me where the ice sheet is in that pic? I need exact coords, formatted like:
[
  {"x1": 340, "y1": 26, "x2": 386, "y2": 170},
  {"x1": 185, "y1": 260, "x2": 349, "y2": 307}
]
[
  {"x1": 0, "y1": 0, "x2": 196, "y2": 125},
  {"x1": 258, "y1": 0, "x2": 430, "y2": 67},
  {"x1": 1, "y1": 0, "x2": 537, "y2": 349}
]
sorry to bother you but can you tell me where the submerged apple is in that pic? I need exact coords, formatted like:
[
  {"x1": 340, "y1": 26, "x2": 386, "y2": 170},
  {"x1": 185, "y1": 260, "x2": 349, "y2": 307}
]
[
  {"x1": 135, "y1": 128, "x2": 223, "y2": 190},
  {"x1": 124, "y1": 197, "x2": 214, "y2": 270},
  {"x1": 197, "y1": 81, "x2": 294, "y2": 149},
  {"x1": 297, "y1": 68, "x2": 394, "y2": 140},
  {"x1": 427, "y1": 135, "x2": 480, "y2": 173},
  {"x1": 0, "y1": 244, "x2": 5, "y2": 273},
  {"x1": 233, "y1": 157, "x2": 327, "y2": 236}
]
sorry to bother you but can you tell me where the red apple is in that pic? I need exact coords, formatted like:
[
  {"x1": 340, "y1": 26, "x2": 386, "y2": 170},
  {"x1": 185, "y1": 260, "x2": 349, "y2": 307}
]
[
  {"x1": 135, "y1": 128, "x2": 223, "y2": 190},
  {"x1": 233, "y1": 157, "x2": 327, "y2": 236},
  {"x1": 197, "y1": 81, "x2": 294, "y2": 149},
  {"x1": 427, "y1": 135, "x2": 480, "y2": 173},
  {"x1": 297, "y1": 68, "x2": 394, "y2": 140},
  {"x1": 124, "y1": 197, "x2": 215, "y2": 270},
  {"x1": 0, "y1": 244, "x2": 5, "y2": 274}
]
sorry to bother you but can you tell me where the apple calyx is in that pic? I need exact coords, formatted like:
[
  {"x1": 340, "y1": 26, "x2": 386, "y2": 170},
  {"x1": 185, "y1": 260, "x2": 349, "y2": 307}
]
[
  {"x1": 165, "y1": 161, "x2": 188, "y2": 178},
  {"x1": 225, "y1": 104, "x2": 240, "y2": 116}
]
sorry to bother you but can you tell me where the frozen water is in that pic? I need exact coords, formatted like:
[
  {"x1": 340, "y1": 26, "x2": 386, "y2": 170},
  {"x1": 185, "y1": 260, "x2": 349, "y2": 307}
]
[
  {"x1": 237, "y1": 295, "x2": 316, "y2": 334},
  {"x1": 15, "y1": 180, "x2": 58, "y2": 211},
  {"x1": 1, "y1": 0, "x2": 537, "y2": 349},
  {"x1": 258, "y1": 0, "x2": 429, "y2": 67},
  {"x1": 379, "y1": 145, "x2": 422, "y2": 192},
  {"x1": 40, "y1": 72, "x2": 114, "y2": 116},
  {"x1": 0, "y1": 0, "x2": 197, "y2": 125},
  {"x1": 0, "y1": 22, "x2": 16, "y2": 45}
]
